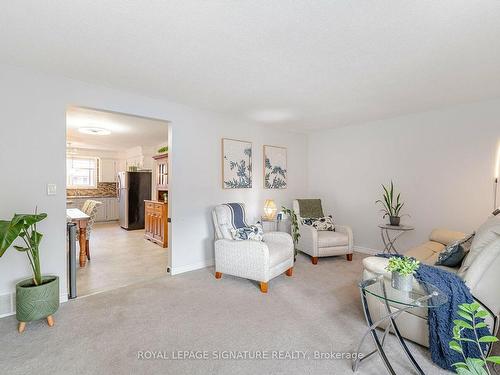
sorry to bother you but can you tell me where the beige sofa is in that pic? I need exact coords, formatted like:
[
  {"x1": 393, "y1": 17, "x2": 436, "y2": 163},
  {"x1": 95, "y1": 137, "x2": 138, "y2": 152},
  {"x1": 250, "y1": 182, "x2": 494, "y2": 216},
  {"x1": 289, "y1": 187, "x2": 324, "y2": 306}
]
[{"x1": 363, "y1": 216, "x2": 500, "y2": 348}]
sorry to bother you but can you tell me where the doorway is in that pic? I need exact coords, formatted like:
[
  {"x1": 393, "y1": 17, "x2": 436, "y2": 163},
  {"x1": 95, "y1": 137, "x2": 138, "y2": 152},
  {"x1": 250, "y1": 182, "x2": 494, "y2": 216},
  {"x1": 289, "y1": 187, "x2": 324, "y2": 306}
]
[{"x1": 65, "y1": 106, "x2": 171, "y2": 297}]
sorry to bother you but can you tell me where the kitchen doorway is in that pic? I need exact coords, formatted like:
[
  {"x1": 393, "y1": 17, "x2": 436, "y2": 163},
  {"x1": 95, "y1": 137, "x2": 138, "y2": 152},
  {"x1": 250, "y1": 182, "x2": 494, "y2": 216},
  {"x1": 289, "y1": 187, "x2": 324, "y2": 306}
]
[{"x1": 65, "y1": 106, "x2": 171, "y2": 298}]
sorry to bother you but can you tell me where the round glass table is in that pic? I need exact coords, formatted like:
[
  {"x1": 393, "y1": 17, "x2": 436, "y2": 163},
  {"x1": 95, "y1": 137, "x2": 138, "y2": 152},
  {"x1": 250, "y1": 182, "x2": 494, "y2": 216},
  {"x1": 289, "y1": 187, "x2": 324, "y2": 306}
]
[{"x1": 353, "y1": 275, "x2": 448, "y2": 375}]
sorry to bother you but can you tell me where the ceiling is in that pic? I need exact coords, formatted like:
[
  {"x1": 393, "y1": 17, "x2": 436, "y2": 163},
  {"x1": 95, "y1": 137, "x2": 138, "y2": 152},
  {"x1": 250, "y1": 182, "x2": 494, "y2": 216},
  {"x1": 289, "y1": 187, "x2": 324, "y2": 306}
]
[
  {"x1": 66, "y1": 107, "x2": 168, "y2": 151},
  {"x1": 2, "y1": 1, "x2": 500, "y2": 131}
]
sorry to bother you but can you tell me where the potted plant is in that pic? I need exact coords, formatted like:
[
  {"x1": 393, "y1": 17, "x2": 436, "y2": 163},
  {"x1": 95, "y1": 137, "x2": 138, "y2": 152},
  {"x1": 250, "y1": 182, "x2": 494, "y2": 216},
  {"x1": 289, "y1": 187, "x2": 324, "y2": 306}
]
[
  {"x1": 386, "y1": 256, "x2": 420, "y2": 291},
  {"x1": 281, "y1": 206, "x2": 300, "y2": 260},
  {"x1": 449, "y1": 302, "x2": 500, "y2": 374},
  {"x1": 376, "y1": 181, "x2": 406, "y2": 226},
  {"x1": 0, "y1": 209, "x2": 59, "y2": 333}
]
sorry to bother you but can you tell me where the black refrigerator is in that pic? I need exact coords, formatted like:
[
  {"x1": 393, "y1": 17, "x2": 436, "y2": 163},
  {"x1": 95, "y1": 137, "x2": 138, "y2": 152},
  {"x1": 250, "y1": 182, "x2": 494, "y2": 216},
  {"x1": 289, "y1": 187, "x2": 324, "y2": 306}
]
[{"x1": 118, "y1": 171, "x2": 152, "y2": 230}]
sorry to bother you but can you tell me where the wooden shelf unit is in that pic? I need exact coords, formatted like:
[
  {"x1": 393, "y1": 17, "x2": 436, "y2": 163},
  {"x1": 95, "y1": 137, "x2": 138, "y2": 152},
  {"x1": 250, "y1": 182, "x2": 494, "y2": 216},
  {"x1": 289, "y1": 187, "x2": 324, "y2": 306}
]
[{"x1": 144, "y1": 200, "x2": 168, "y2": 247}]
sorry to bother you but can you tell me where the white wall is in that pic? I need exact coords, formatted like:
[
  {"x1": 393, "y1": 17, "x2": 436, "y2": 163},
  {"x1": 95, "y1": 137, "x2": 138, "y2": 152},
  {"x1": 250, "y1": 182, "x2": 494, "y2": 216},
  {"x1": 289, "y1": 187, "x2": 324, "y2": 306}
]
[
  {"x1": 308, "y1": 99, "x2": 500, "y2": 253},
  {"x1": 0, "y1": 64, "x2": 308, "y2": 301}
]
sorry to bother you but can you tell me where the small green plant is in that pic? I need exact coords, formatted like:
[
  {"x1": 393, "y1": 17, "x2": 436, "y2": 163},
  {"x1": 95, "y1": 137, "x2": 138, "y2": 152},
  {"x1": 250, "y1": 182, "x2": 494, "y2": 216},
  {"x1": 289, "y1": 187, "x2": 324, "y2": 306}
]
[
  {"x1": 0, "y1": 208, "x2": 47, "y2": 286},
  {"x1": 449, "y1": 302, "x2": 500, "y2": 375},
  {"x1": 376, "y1": 181, "x2": 405, "y2": 219},
  {"x1": 386, "y1": 256, "x2": 420, "y2": 276},
  {"x1": 282, "y1": 206, "x2": 300, "y2": 257},
  {"x1": 158, "y1": 146, "x2": 168, "y2": 154}
]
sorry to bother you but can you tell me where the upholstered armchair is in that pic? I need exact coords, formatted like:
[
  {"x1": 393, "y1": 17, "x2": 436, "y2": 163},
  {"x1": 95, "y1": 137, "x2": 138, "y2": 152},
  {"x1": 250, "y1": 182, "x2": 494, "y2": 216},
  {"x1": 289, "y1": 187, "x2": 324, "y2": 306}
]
[
  {"x1": 212, "y1": 203, "x2": 294, "y2": 293},
  {"x1": 293, "y1": 199, "x2": 353, "y2": 264},
  {"x1": 81, "y1": 200, "x2": 102, "y2": 260}
]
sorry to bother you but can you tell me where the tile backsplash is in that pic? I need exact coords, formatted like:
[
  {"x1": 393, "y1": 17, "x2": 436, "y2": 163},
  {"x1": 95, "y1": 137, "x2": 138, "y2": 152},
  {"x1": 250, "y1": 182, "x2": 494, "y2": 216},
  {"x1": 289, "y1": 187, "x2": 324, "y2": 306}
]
[{"x1": 67, "y1": 182, "x2": 117, "y2": 197}]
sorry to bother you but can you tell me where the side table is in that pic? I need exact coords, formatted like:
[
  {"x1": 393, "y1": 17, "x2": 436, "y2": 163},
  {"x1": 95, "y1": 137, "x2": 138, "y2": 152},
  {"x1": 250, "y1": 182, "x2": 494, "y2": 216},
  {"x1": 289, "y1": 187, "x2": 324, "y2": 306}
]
[
  {"x1": 353, "y1": 275, "x2": 447, "y2": 374},
  {"x1": 379, "y1": 224, "x2": 415, "y2": 254}
]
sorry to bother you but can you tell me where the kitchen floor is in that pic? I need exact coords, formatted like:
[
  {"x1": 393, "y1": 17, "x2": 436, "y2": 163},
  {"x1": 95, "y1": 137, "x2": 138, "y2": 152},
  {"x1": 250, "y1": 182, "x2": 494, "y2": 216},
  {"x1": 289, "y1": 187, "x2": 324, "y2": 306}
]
[{"x1": 76, "y1": 222, "x2": 169, "y2": 297}]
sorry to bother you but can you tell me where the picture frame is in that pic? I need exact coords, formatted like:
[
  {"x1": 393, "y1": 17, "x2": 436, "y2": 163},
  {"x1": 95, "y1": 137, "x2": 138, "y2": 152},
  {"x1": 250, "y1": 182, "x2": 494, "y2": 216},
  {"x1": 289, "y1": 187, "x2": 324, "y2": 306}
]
[
  {"x1": 221, "y1": 138, "x2": 253, "y2": 189},
  {"x1": 263, "y1": 145, "x2": 287, "y2": 189}
]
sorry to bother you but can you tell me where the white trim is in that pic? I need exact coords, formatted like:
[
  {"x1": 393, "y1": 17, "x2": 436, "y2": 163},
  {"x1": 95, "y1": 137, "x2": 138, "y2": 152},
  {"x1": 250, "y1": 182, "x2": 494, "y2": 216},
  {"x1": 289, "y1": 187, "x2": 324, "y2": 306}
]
[
  {"x1": 171, "y1": 258, "x2": 214, "y2": 275},
  {"x1": 354, "y1": 245, "x2": 379, "y2": 255},
  {"x1": 0, "y1": 292, "x2": 69, "y2": 319}
]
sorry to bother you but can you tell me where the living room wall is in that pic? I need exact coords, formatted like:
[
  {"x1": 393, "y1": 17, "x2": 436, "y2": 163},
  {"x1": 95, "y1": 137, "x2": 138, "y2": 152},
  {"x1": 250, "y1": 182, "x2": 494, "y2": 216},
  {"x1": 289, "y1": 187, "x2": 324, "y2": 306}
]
[
  {"x1": 0, "y1": 64, "x2": 308, "y2": 309},
  {"x1": 308, "y1": 99, "x2": 500, "y2": 253}
]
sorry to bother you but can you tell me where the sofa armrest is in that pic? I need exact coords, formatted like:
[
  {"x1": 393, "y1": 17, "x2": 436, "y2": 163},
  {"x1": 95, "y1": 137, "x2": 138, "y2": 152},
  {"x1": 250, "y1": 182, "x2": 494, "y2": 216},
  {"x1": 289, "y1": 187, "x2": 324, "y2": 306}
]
[
  {"x1": 263, "y1": 232, "x2": 294, "y2": 250},
  {"x1": 214, "y1": 239, "x2": 270, "y2": 281},
  {"x1": 335, "y1": 225, "x2": 354, "y2": 251}
]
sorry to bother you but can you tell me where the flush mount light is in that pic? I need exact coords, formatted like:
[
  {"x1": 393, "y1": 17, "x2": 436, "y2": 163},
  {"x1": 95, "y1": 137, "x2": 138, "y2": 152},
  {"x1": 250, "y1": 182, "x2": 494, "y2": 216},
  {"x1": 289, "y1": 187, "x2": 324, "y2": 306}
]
[{"x1": 78, "y1": 127, "x2": 111, "y2": 135}]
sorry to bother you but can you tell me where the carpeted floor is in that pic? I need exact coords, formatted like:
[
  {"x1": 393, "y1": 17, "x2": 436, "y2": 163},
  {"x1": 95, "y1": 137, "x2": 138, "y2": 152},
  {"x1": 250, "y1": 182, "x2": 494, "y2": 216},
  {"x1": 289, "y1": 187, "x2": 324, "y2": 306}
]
[{"x1": 0, "y1": 253, "x2": 459, "y2": 374}]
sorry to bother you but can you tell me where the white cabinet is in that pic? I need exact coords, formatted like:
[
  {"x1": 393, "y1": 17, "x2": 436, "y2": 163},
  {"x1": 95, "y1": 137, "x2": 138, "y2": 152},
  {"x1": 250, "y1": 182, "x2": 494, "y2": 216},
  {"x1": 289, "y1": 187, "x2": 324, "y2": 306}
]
[
  {"x1": 104, "y1": 198, "x2": 119, "y2": 221},
  {"x1": 100, "y1": 159, "x2": 118, "y2": 182}
]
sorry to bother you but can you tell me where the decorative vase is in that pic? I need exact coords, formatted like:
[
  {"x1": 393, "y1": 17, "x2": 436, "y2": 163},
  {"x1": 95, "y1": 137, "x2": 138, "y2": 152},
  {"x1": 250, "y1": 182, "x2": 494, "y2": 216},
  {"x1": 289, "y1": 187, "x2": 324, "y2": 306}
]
[
  {"x1": 16, "y1": 276, "x2": 59, "y2": 323},
  {"x1": 391, "y1": 272, "x2": 413, "y2": 292},
  {"x1": 389, "y1": 216, "x2": 400, "y2": 226}
]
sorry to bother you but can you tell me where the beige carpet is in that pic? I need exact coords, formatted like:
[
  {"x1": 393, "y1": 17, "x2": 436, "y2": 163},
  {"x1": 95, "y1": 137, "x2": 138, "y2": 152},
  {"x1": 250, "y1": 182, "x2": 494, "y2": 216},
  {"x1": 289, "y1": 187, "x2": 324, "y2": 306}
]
[{"x1": 0, "y1": 252, "x2": 472, "y2": 374}]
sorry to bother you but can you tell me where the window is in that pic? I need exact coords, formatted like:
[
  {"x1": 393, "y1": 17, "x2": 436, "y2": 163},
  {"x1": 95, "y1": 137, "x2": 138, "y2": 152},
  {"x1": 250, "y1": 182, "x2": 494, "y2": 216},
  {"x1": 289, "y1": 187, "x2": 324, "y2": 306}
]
[{"x1": 66, "y1": 157, "x2": 98, "y2": 188}]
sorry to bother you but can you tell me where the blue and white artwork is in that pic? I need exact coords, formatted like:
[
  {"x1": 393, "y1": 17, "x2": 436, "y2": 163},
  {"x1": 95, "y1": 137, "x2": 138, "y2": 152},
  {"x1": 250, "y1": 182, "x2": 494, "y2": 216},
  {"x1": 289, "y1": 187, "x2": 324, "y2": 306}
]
[
  {"x1": 264, "y1": 145, "x2": 287, "y2": 189},
  {"x1": 222, "y1": 138, "x2": 252, "y2": 189}
]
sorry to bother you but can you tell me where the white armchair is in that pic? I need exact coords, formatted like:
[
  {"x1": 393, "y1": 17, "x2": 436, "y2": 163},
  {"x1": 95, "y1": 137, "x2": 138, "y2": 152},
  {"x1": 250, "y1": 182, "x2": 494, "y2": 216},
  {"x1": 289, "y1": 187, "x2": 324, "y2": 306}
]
[
  {"x1": 293, "y1": 199, "x2": 353, "y2": 264},
  {"x1": 212, "y1": 203, "x2": 294, "y2": 293}
]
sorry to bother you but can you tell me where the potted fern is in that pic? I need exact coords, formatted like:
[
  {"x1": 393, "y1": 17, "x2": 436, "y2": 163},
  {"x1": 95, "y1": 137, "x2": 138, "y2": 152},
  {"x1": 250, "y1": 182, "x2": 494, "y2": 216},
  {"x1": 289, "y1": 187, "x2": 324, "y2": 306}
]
[
  {"x1": 376, "y1": 181, "x2": 406, "y2": 226},
  {"x1": 386, "y1": 256, "x2": 420, "y2": 291},
  {"x1": 0, "y1": 209, "x2": 59, "y2": 333}
]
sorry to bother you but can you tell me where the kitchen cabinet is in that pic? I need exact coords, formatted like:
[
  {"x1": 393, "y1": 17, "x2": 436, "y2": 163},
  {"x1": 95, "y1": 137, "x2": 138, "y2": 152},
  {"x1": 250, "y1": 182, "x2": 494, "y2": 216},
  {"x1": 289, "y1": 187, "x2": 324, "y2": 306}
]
[
  {"x1": 66, "y1": 197, "x2": 118, "y2": 222},
  {"x1": 144, "y1": 200, "x2": 168, "y2": 247},
  {"x1": 100, "y1": 159, "x2": 118, "y2": 182}
]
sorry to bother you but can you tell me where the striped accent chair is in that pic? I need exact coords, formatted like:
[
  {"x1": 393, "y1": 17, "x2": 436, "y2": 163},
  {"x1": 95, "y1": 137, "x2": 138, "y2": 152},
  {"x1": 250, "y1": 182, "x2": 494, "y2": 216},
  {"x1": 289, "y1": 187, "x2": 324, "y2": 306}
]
[{"x1": 212, "y1": 203, "x2": 294, "y2": 293}]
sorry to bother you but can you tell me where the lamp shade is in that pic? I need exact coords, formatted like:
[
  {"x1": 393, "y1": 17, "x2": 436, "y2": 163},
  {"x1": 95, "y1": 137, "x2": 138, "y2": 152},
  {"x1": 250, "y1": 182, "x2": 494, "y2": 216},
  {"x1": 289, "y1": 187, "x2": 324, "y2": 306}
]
[{"x1": 263, "y1": 200, "x2": 277, "y2": 220}]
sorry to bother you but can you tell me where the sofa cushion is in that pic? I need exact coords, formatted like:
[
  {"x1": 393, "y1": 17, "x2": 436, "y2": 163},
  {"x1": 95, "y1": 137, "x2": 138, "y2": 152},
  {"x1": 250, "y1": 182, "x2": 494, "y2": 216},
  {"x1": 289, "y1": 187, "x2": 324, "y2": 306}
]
[
  {"x1": 429, "y1": 228, "x2": 467, "y2": 246},
  {"x1": 459, "y1": 215, "x2": 500, "y2": 277},
  {"x1": 405, "y1": 241, "x2": 445, "y2": 263},
  {"x1": 302, "y1": 216, "x2": 335, "y2": 231},
  {"x1": 317, "y1": 231, "x2": 348, "y2": 248},
  {"x1": 230, "y1": 224, "x2": 264, "y2": 241}
]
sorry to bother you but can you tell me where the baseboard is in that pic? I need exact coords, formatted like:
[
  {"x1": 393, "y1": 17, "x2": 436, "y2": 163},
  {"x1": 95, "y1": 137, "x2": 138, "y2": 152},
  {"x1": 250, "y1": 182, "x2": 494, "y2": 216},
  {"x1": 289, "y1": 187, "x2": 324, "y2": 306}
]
[
  {"x1": 171, "y1": 258, "x2": 214, "y2": 275},
  {"x1": 354, "y1": 245, "x2": 379, "y2": 255},
  {"x1": 0, "y1": 292, "x2": 69, "y2": 319}
]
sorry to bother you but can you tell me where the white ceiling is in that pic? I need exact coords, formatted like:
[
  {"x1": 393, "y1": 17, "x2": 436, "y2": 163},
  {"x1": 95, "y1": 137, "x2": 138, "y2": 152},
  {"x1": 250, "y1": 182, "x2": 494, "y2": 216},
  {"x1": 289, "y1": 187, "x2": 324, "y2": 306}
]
[
  {"x1": 66, "y1": 107, "x2": 168, "y2": 151},
  {"x1": 2, "y1": 1, "x2": 500, "y2": 131}
]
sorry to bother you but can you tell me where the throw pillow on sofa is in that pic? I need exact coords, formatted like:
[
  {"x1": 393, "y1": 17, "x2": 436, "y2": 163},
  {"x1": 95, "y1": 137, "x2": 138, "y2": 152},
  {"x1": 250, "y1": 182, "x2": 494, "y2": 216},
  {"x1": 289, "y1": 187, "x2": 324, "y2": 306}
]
[
  {"x1": 231, "y1": 224, "x2": 264, "y2": 241},
  {"x1": 435, "y1": 233, "x2": 474, "y2": 267}
]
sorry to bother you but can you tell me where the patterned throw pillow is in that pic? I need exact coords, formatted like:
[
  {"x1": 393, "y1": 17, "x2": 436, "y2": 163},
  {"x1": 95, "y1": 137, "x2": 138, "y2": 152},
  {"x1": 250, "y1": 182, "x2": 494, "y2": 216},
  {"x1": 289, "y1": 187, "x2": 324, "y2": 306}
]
[
  {"x1": 302, "y1": 216, "x2": 335, "y2": 231},
  {"x1": 231, "y1": 224, "x2": 264, "y2": 241},
  {"x1": 436, "y1": 233, "x2": 475, "y2": 267}
]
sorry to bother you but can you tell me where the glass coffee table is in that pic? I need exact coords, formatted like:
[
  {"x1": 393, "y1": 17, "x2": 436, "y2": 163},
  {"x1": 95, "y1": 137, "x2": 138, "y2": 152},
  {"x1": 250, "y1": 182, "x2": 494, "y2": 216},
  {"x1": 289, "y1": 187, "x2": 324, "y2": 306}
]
[{"x1": 352, "y1": 275, "x2": 447, "y2": 375}]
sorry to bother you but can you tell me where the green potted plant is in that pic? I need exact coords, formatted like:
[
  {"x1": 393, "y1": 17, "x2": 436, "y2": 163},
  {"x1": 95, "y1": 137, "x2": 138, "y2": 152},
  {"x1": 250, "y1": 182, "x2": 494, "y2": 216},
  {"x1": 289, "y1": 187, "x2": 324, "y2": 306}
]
[
  {"x1": 0, "y1": 209, "x2": 59, "y2": 333},
  {"x1": 386, "y1": 256, "x2": 420, "y2": 291},
  {"x1": 157, "y1": 146, "x2": 168, "y2": 154},
  {"x1": 449, "y1": 302, "x2": 500, "y2": 374},
  {"x1": 281, "y1": 206, "x2": 300, "y2": 260},
  {"x1": 376, "y1": 181, "x2": 406, "y2": 226}
]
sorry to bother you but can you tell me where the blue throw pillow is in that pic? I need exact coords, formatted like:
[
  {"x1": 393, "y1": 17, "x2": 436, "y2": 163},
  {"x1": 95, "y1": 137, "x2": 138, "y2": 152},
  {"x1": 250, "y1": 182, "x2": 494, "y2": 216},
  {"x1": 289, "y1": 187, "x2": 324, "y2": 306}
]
[{"x1": 435, "y1": 233, "x2": 474, "y2": 267}]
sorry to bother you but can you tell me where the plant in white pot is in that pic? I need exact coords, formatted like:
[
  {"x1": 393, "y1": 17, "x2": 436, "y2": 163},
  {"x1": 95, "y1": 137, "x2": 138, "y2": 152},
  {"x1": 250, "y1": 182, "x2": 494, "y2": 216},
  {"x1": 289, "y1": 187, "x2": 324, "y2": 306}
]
[
  {"x1": 386, "y1": 256, "x2": 420, "y2": 292},
  {"x1": 0, "y1": 209, "x2": 59, "y2": 333}
]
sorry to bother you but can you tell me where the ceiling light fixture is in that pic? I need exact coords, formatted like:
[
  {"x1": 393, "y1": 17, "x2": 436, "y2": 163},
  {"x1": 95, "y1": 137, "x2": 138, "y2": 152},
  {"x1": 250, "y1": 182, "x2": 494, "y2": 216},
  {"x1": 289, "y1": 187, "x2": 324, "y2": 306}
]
[{"x1": 78, "y1": 127, "x2": 111, "y2": 135}]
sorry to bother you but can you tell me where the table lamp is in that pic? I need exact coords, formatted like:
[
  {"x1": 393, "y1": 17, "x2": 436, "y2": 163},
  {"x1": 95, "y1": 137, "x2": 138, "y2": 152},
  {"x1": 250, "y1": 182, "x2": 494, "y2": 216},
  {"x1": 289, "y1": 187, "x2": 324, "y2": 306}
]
[{"x1": 263, "y1": 200, "x2": 277, "y2": 220}]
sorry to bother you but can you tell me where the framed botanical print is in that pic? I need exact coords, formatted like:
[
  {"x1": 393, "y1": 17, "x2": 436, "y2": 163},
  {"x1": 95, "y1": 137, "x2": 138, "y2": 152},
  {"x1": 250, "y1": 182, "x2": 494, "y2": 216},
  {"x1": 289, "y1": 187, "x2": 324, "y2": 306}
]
[
  {"x1": 263, "y1": 145, "x2": 287, "y2": 189},
  {"x1": 222, "y1": 138, "x2": 252, "y2": 189}
]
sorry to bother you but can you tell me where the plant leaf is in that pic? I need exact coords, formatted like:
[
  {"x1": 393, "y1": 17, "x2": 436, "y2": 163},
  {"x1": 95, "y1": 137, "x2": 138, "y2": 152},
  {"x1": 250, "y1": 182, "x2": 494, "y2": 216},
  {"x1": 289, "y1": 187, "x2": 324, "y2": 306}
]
[
  {"x1": 13, "y1": 245, "x2": 30, "y2": 252},
  {"x1": 478, "y1": 336, "x2": 499, "y2": 343},
  {"x1": 449, "y1": 340, "x2": 463, "y2": 353},
  {"x1": 0, "y1": 220, "x2": 23, "y2": 256},
  {"x1": 454, "y1": 319, "x2": 474, "y2": 330},
  {"x1": 486, "y1": 356, "x2": 500, "y2": 364},
  {"x1": 475, "y1": 310, "x2": 489, "y2": 318},
  {"x1": 457, "y1": 310, "x2": 473, "y2": 321}
]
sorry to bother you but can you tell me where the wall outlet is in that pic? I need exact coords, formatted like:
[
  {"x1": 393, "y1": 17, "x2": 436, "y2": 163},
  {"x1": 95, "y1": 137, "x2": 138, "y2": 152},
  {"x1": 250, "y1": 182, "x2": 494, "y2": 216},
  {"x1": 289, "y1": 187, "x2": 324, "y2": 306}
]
[{"x1": 47, "y1": 183, "x2": 57, "y2": 195}]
